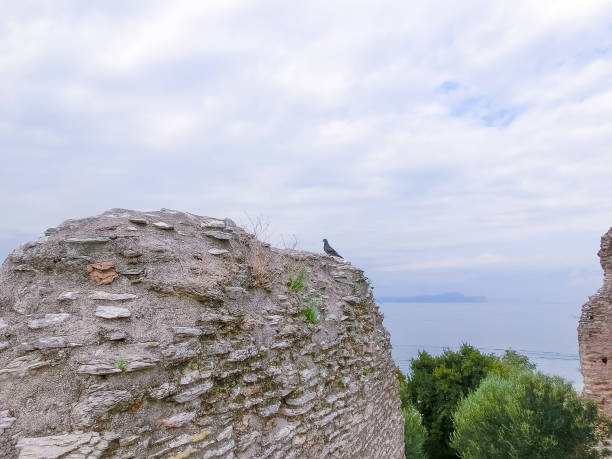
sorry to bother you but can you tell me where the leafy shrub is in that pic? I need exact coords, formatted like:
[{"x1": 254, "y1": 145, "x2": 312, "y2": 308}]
[
  {"x1": 397, "y1": 370, "x2": 428, "y2": 458},
  {"x1": 452, "y1": 371, "x2": 611, "y2": 458},
  {"x1": 403, "y1": 344, "x2": 500, "y2": 458},
  {"x1": 402, "y1": 404, "x2": 428, "y2": 458}
]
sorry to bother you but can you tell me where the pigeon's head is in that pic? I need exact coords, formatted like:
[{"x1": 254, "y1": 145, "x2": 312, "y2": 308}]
[{"x1": 322, "y1": 238, "x2": 328, "y2": 244}]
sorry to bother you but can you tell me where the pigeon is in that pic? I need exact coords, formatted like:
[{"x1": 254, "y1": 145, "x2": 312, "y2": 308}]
[{"x1": 323, "y1": 239, "x2": 343, "y2": 258}]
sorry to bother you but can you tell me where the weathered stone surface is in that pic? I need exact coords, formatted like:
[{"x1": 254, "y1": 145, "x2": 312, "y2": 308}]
[
  {"x1": 95, "y1": 305, "x2": 131, "y2": 319},
  {"x1": 86, "y1": 261, "x2": 118, "y2": 285},
  {"x1": 162, "y1": 338, "x2": 202, "y2": 361},
  {"x1": 580, "y1": 226, "x2": 612, "y2": 417},
  {"x1": 0, "y1": 354, "x2": 55, "y2": 380},
  {"x1": 77, "y1": 353, "x2": 159, "y2": 375},
  {"x1": 20, "y1": 336, "x2": 79, "y2": 352},
  {"x1": 172, "y1": 327, "x2": 205, "y2": 338},
  {"x1": 153, "y1": 221, "x2": 174, "y2": 230},
  {"x1": 65, "y1": 237, "x2": 110, "y2": 244},
  {"x1": 76, "y1": 361, "x2": 121, "y2": 375},
  {"x1": 27, "y1": 313, "x2": 71, "y2": 329},
  {"x1": 258, "y1": 402, "x2": 280, "y2": 417},
  {"x1": 0, "y1": 410, "x2": 16, "y2": 435},
  {"x1": 174, "y1": 381, "x2": 214, "y2": 403},
  {"x1": 89, "y1": 291, "x2": 137, "y2": 301},
  {"x1": 285, "y1": 391, "x2": 316, "y2": 406},
  {"x1": 16, "y1": 431, "x2": 112, "y2": 458},
  {"x1": 342, "y1": 295, "x2": 361, "y2": 304},
  {"x1": 0, "y1": 209, "x2": 404, "y2": 458},
  {"x1": 201, "y1": 220, "x2": 225, "y2": 229},
  {"x1": 121, "y1": 267, "x2": 144, "y2": 276},
  {"x1": 149, "y1": 382, "x2": 178, "y2": 400},
  {"x1": 102, "y1": 329, "x2": 127, "y2": 341},
  {"x1": 203, "y1": 230, "x2": 232, "y2": 240},
  {"x1": 158, "y1": 411, "x2": 196, "y2": 428},
  {"x1": 57, "y1": 291, "x2": 80, "y2": 302},
  {"x1": 72, "y1": 389, "x2": 132, "y2": 427},
  {"x1": 225, "y1": 286, "x2": 246, "y2": 299}
]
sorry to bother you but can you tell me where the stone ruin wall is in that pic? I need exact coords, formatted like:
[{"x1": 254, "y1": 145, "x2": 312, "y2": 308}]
[
  {"x1": 0, "y1": 209, "x2": 404, "y2": 458},
  {"x1": 579, "y1": 226, "x2": 612, "y2": 416}
]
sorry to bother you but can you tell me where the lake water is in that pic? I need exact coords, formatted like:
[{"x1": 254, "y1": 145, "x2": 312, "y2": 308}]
[{"x1": 379, "y1": 301, "x2": 583, "y2": 390}]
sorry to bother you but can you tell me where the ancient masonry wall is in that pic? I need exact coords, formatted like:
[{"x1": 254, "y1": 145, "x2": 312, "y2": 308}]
[
  {"x1": 0, "y1": 209, "x2": 404, "y2": 458},
  {"x1": 579, "y1": 226, "x2": 612, "y2": 416}
]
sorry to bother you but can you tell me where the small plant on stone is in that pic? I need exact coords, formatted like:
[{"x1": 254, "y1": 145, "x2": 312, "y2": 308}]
[
  {"x1": 301, "y1": 296, "x2": 321, "y2": 324},
  {"x1": 287, "y1": 266, "x2": 307, "y2": 293},
  {"x1": 117, "y1": 357, "x2": 128, "y2": 372},
  {"x1": 363, "y1": 367, "x2": 372, "y2": 376}
]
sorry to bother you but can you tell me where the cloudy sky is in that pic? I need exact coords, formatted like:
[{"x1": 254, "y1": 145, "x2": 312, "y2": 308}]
[{"x1": 2, "y1": 1, "x2": 612, "y2": 302}]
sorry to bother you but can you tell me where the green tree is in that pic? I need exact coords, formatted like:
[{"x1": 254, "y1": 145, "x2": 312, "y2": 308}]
[
  {"x1": 402, "y1": 404, "x2": 428, "y2": 459},
  {"x1": 404, "y1": 344, "x2": 500, "y2": 458},
  {"x1": 451, "y1": 371, "x2": 611, "y2": 458},
  {"x1": 398, "y1": 370, "x2": 428, "y2": 458}
]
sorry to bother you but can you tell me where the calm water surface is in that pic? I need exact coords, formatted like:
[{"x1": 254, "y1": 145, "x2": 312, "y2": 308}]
[{"x1": 379, "y1": 301, "x2": 583, "y2": 389}]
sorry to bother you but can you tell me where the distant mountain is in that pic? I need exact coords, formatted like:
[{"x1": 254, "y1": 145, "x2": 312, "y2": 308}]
[{"x1": 377, "y1": 292, "x2": 487, "y2": 303}]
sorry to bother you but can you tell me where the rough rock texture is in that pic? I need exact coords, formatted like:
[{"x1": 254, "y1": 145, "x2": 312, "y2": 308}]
[
  {"x1": 0, "y1": 209, "x2": 404, "y2": 458},
  {"x1": 579, "y1": 226, "x2": 612, "y2": 416}
]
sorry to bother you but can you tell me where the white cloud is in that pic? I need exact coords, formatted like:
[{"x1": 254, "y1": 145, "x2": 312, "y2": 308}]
[{"x1": 1, "y1": 1, "x2": 612, "y2": 300}]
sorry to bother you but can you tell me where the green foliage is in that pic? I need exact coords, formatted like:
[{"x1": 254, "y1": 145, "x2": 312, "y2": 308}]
[
  {"x1": 287, "y1": 266, "x2": 307, "y2": 293},
  {"x1": 491, "y1": 349, "x2": 537, "y2": 378},
  {"x1": 452, "y1": 371, "x2": 611, "y2": 458},
  {"x1": 398, "y1": 370, "x2": 428, "y2": 458},
  {"x1": 404, "y1": 344, "x2": 500, "y2": 458},
  {"x1": 300, "y1": 296, "x2": 321, "y2": 324},
  {"x1": 402, "y1": 404, "x2": 428, "y2": 459},
  {"x1": 117, "y1": 357, "x2": 127, "y2": 372}
]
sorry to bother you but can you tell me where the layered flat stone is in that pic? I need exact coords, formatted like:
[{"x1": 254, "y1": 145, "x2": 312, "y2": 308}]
[
  {"x1": 201, "y1": 220, "x2": 225, "y2": 229},
  {"x1": 162, "y1": 339, "x2": 202, "y2": 361},
  {"x1": 20, "y1": 337, "x2": 80, "y2": 351},
  {"x1": 57, "y1": 291, "x2": 80, "y2": 302},
  {"x1": 342, "y1": 295, "x2": 361, "y2": 304},
  {"x1": 16, "y1": 431, "x2": 109, "y2": 458},
  {"x1": 203, "y1": 231, "x2": 232, "y2": 240},
  {"x1": 0, "y1": 410, "x2": 16, "y2": 435},
  {"x1": 28, "y1": 313, "x2": 71, "y2": 329},
  {"x1": 65, "y1": 237, "x2": 111, "y2": 244},
  {"x1": 153, "y1": 222, "x2": 174, "y2": 230},
  {"x1": 95, "y1": 306, "x2": 131, "y2": 319},
  {"x1": 174, "y1": 381, "x2": 213, "y2": 403},
  {"x1": 172, "y1": 327, "x2": 204, "y2": 338},
  {"x1": 89, "y1": 291, "x2": 137, "y2": 301},
  {"x1": 158, "y1": 411, "x2": 196, "y2": 428},
  {"x1": 71, "y1": 390, "x2": 131, "y2": 427},
  {"x1": 121, "y1": 268, "x2": 144, "y2": 276}
]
